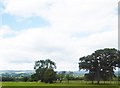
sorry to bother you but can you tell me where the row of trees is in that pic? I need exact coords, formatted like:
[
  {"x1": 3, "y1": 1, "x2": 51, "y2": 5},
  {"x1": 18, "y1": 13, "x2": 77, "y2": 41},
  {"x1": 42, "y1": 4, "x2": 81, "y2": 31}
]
[
  {"x1": 30, "y1": 60, "x2": 84, "y2": 83},
  {"x1": 2, "y1": 76, "x2": 30, "y2": 82},
  {"x1": 30, "y1": 48, "x2": 120, "y2": 84},
  {"x1": 2, "y1": 71, "x2": 84, "y2": 82}
]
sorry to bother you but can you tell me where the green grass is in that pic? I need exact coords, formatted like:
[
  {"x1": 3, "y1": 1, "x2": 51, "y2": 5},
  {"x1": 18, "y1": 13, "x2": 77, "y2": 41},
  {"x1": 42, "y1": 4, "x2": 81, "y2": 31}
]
[{"x1": 1, "y1": 81, "x2": 120, "y2": 88}]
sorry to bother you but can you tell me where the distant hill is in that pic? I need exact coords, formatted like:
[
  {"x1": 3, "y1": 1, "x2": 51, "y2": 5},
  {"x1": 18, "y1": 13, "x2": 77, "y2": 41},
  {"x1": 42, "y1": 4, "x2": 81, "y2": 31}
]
[
  {"x1": 0, "y1": 70, "x2": 35, "y2": 74},
  {"x1": 0, "y1": 70, "x2": 119, "y2": 77},
  {"x1": 0, "y1": 70, "x2": 87, "y2": 77}
]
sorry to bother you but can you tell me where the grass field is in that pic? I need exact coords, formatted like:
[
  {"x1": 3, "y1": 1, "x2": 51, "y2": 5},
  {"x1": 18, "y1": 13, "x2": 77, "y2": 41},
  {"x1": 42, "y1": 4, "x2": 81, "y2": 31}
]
[{"x1": 1, "y1": 81, "x2": 120, "y2": 88}]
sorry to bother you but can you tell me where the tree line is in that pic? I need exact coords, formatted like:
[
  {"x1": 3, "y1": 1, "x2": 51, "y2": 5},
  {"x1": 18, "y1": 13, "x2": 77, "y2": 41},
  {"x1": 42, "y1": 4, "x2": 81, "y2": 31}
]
[
  {"x1": 2, "y1": 48, "x2": 120, "y2": 84},
  {"x1": 30, "y1": 48, "x2": 120, "y2": 84}
]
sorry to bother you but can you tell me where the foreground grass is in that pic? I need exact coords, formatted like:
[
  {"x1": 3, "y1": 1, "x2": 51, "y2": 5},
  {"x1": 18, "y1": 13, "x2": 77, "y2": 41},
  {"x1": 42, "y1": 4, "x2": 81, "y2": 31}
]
[{"x1": 1, "y1": 81, "x2": 120, "y2": 88}]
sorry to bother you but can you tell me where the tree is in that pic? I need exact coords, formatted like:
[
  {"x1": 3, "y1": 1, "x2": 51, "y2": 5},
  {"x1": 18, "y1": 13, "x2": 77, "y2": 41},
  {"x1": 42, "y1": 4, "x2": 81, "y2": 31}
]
[
  {"x1": 84, "y1": 73, "x2": 94, "y2": 84},
  {"x1": 31, "y1": 73, "x2": 39, "y2": 81},
  {"x1": 57, "y1": 71, "x2": 66, "y2": 83},
  {"x1": 21, "y1": 77, "x2": 29, "y2": 82},
  {"x1": 66, "y1": 71, "x2": 74, "y2": 84},
  {"x1": 45, "y1": 59, "x2": 56, "y2": 69},
  {"x1": 43, "y1": 68, "x2": 56, "y2": 83},
  {"x1": 79, "y1": 48, "x2": 120, "y2": 84},
  {"x1": 31, "y1": 59, "x2": 56, "y2": 83}
]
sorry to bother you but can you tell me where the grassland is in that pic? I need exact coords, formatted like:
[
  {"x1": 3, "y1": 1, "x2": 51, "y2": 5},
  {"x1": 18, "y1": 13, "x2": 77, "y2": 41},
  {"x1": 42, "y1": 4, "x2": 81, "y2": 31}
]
[{"x1": 1, "y1": 81, "x2": 120, "y2": 88}]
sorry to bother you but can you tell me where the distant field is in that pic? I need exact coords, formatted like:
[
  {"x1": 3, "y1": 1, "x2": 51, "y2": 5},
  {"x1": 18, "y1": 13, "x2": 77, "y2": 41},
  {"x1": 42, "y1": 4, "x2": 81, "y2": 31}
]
[{"x1": 1, "y1": 81, "x2": 120, "y2": 88}]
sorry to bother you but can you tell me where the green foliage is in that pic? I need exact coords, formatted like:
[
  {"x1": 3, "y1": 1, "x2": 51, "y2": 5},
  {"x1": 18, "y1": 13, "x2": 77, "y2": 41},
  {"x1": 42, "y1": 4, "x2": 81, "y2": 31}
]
[
  {"x1": 2, "y1": 77, "x2": 15, "y2": 81},
  {"x1": 43, "y1": 69, "x2": 56, "y2": 83},
  {"x1": 21, "y1": 77, "x2": 29, "y2": 82},
  {"x1": 118, "y1": 76, "x2": 120, "y2": 81},
  {"x1": 31, "y1": 73, "x2": 39, "y2": 81},
  {"x1": 57, "y1": 71, "x2": 66, "y2": 83},
  {"x1": 31, "y1": 59, "x2": 57, "y2": 83},
  {"x1": 65, "y1": 71, "x2": 74, "y2": 84},
  {"x1": 79, "y1": 48, "x2": 120, "y2": 84}
]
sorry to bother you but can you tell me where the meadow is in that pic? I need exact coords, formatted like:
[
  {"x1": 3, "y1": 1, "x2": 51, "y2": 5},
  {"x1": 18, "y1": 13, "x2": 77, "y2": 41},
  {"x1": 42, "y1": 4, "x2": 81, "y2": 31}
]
[{"x1": 1, "y1": 81, "x2": 120, "y2": 88}]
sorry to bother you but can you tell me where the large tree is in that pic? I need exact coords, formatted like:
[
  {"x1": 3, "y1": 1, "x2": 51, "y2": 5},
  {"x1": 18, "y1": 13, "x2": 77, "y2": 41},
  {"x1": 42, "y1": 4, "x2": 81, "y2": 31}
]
[
  {"x1": 43, "y1": 68, "x2": 56, "y2": 83},
  {"x1": 31, "y1": 59, "x2": 56, "y2": 83},
  {"x1": 79, "y1": 48, "x2": 120, "y2": 84}
]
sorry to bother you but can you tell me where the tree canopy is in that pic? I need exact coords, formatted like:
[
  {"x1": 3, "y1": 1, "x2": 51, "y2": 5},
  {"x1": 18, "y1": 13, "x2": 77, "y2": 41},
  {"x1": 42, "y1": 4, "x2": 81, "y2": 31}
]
[
  {"x1": 31, "y1": 59, "x2": 57, "y2": 83},
  {"x1": 79, "y1": 48, "x2": 120, "y2": 84}
]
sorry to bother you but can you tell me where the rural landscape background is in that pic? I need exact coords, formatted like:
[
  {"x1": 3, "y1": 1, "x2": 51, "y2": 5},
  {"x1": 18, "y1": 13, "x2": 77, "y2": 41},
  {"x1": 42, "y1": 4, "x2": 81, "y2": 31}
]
[{"x1": 0, "y1": 0, "x2": 120, "y2": 88}]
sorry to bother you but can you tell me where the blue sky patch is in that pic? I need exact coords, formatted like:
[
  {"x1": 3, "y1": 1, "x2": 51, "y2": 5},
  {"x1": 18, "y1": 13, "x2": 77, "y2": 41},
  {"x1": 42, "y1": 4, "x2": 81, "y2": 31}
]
[{"x1": 2, "y1": 13, "x2": 50, "y2": 31}]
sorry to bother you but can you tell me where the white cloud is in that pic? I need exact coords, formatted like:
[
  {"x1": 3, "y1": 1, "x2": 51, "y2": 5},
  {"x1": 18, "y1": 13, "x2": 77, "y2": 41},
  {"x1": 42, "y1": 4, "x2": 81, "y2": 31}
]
[
  {"x1": 0, "y1": 25, "x2": 18, "y2": 38},
  {"x1": 2, "y1": 0, "x2": 118, "y2": 33},
  {"x1": 2, "y1": 0, "x2": 54, "y2": 18},
  {"x1": 0, "y1": 0, "x2": 118, "y2": 70},
  {"x1": 0, "y1": 25, "x2": 11, "y2": 36},
  {"x1": 0, "y1": 27, "x2": 117, "y2": 70}
]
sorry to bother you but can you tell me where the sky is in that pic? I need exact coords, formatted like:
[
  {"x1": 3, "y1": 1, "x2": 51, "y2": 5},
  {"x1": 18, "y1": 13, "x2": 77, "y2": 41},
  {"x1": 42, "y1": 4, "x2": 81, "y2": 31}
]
[{"x1": 0, "y1": 0, "x2": 119, "y2": 71}]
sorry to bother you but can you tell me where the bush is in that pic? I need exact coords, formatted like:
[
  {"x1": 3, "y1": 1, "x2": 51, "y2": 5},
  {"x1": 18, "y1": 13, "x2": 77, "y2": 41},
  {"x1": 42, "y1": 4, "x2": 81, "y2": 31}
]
[{"x1": 2, "y1": 77, "x2": 15, "y2": 81}]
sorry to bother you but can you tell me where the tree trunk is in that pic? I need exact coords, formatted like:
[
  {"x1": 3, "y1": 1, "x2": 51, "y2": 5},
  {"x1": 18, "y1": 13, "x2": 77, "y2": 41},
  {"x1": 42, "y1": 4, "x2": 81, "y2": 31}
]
[
  {"x1": 104, "y1": 81, "x2": 105, "y2": 84},
  {"x1": 97, "y1": 67, "x2": 100, "y2": 84},
  {"x1": 97, "y1": 80, "x2": 100, "y2": 84},
  {"x1": 92, "y1": 80, "x2": 94, "y2": 84},
  {"x1": 67, "y1": 80, "x2": 69, "y2": 84}
]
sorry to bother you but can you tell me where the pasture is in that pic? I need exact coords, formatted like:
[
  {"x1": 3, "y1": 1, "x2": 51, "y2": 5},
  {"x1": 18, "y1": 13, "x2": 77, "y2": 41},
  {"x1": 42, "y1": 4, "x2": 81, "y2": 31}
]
[{"x1": 1, "y1": 81, "x2": 120, "y2": 88}]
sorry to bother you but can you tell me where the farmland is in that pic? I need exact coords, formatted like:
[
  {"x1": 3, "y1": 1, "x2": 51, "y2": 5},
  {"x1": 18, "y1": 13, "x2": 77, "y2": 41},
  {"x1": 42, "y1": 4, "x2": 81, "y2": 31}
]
[{"x1": 1, "y1": 81, "x2": 120, "y2": 88}]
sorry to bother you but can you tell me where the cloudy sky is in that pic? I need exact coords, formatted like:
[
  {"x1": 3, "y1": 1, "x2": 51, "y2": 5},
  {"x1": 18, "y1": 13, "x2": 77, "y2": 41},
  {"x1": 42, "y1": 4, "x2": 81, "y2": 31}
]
[{"x1": 0, "y1": 0, "x2": 118, "y2": 71}]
